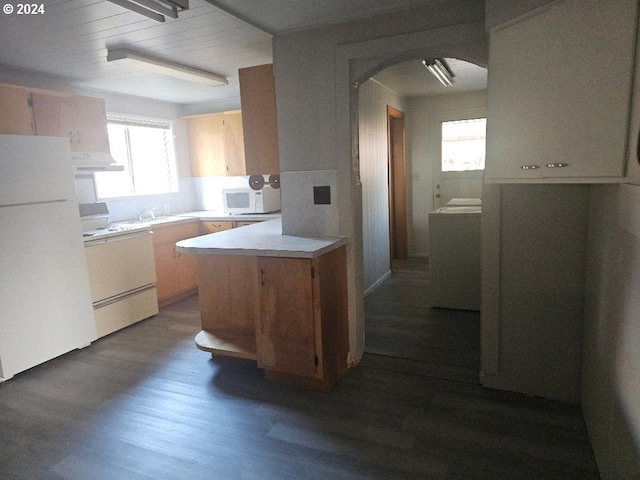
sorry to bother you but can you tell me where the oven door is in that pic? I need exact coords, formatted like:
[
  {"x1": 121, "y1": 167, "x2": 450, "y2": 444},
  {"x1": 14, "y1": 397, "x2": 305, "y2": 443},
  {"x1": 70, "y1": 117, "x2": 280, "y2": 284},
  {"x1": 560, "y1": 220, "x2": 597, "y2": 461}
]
[
  {"x1": 84, "y1": 231, "x2": 156, "y2": 303},
  {"x1": 84, "y1": 230, "x2": 158, "y2": 337}
]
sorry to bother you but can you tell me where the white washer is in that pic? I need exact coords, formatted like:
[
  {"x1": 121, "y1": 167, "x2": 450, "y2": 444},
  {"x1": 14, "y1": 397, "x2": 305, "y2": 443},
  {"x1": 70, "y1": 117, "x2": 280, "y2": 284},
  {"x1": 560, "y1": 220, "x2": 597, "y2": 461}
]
[{"x1": 428, "y1": 206, "x2": 481, "y2": 311}]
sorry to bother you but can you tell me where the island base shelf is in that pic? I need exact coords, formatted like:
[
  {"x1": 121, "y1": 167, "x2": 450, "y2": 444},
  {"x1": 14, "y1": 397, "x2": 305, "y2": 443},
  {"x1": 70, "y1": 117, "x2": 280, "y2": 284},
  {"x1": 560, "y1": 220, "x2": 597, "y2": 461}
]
[{"x1": 195, "y1": 329, "x2": 256, "y2": 360}]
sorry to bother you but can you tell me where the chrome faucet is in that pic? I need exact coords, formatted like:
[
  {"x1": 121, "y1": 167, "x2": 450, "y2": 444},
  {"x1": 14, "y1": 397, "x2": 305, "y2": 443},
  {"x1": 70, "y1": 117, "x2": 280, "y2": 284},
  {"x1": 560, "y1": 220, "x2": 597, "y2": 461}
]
[{"x1": 138, "y1": 207, "x2": 157, "y2": 222}]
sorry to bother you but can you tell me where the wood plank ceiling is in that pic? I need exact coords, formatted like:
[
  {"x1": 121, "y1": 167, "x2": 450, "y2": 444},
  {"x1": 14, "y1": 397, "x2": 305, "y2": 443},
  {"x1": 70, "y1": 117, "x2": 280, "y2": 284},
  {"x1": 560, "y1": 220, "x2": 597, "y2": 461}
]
[
  {"x1": 0, "y1": 0, "x2": 485, "y2": 105},
  {"x1": 0, "y1": 0, "x2": 273, "y2": 104}
]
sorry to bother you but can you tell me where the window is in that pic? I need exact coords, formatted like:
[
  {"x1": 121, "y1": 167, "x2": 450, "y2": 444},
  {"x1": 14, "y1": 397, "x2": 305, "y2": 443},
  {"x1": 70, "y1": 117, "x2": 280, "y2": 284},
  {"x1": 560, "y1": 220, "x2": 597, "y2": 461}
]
[
  {"x1": 94, "y1": 115, "x2": 178, "y2": 199},
  {"x1": 441, "y1": 118, "x2": 486, "y2": 172}
]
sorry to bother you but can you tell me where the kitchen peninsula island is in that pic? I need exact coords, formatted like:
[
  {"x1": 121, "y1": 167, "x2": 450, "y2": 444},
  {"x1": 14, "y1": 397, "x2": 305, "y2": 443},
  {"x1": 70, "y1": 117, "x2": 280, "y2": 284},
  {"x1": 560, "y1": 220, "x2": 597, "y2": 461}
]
[{"x1": 176, "y1": 219, "x2": 349, "y2": 391}]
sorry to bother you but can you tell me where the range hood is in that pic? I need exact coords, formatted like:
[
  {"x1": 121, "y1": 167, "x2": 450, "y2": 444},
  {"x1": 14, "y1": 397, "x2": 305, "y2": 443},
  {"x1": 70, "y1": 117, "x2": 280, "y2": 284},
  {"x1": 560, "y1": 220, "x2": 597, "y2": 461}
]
[{"x1": 71, "y1": 152, "x2": 124, "y2": 175}]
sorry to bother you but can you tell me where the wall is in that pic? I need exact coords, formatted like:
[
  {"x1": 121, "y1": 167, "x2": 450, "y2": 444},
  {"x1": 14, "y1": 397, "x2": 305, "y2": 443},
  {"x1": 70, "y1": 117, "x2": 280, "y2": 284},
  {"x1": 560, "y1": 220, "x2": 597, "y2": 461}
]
[
  {"x1": 583, "y1": 184, "x2": 640, "y2": 479},
  {"x1": 273, "y1": 0, "x2": 488, "y2": 359},
  {"x1": 358, "y1": 79, "x2": 404, "y2": 294},
  {"x1": 405, "y1": 90, "x2": 486, "y2": 257}
]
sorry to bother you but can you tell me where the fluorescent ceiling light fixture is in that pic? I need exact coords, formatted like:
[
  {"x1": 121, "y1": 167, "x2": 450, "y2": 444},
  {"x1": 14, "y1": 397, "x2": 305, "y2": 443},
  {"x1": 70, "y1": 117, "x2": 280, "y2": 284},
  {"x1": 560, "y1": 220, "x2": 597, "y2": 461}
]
[
  {"x1": 422, "y1": 58, "x2": 455, "y2": 87},
  {"x1": 107, "y1": 48, "x2": 228, "y2": 87},
  {"x1": 107, "y1": 0, "x2": 189, "y2": 23}
]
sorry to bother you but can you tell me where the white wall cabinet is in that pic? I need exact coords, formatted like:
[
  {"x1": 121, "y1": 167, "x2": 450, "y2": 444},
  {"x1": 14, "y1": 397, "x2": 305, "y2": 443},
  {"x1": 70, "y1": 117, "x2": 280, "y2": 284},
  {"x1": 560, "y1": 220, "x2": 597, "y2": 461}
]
[
  {"x1": 625, "y1": 17, "x2": 640, "y2": 186},
  {"x1": 485, "y1": 0, "x2": 637, "y2": 183}
]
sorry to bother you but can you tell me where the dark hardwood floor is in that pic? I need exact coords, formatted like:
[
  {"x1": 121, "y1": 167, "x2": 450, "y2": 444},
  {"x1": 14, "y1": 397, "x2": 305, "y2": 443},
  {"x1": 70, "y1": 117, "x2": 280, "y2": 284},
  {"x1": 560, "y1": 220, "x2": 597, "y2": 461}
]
[
  {"x1": 0, "y1": 288, "x2": 599, "y2": 479},
  {"x1": 365, "y1": 266, "x2": 480, "y2": 384}
]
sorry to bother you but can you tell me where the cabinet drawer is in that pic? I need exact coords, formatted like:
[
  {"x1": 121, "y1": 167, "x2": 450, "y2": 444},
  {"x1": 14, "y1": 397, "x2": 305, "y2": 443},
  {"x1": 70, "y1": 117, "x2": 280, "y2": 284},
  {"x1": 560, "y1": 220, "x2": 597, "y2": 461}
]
[
  {"x1": 152, "y1": 221, "x2": 201, "y2": 245},
  {"x1": 201, "y1": 221, "x2": 235, "y2": 234}
]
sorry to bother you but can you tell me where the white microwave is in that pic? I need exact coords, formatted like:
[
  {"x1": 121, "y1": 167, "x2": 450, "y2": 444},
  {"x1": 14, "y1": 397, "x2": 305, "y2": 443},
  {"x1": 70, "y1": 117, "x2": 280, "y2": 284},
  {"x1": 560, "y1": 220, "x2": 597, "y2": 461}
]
[{"x1": 222, "y1": 187, "x2": 281, "y2": 214}]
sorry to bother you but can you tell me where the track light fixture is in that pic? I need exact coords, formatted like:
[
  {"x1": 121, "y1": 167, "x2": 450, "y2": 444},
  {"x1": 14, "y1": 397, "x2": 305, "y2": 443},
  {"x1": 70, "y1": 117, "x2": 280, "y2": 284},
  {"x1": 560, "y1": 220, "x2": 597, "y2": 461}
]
[
  {"x1": 107, "y1": 0, "x2": 189, "y2": 23},
  {"x1": 422, "y1": 58, "x2": 455, "y2": 87}
]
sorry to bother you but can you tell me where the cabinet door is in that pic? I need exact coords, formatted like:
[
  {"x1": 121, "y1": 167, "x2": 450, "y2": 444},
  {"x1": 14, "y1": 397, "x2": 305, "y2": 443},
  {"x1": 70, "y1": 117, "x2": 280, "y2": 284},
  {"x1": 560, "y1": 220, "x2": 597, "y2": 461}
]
[
  {"x1": 176, "y1": 249, "x2": 198, "y2": 292},
  {"x1": 626, "y1": 18, "x2": 640, "y2": 184},
  {"x1": 68, "y1": 96, "x2": 110, "y2": 153},
  {"x1": 239, "y1": 64, "x2": 280, "y2": 175},
  {"x1": 257, "y1": 257, "x2": 319, "y2": 377},
  {"x1": 543, "y1": 0, "x2": 636, "y2": 179},
  {"x1": 31, "y1": 92, "x2": 73, "y2": 142},
  {"x1": 153, "y1": 243, "x2": 180, "y2": 301},
  {"x1": 223, "y1": 112, "x2": 246, "y2": 176},
  {"x1": 485, "y1": 7, "x2": 551, "y2": 181},
  {"x1": 0, "y1": 85, "x2": 34, "y2": 135},
  {"x1": 187, "y1": 115, "x2": 227, "y2": 176},
  {"x1": 31, "y1": 93, "x2": 110, "y2": 154},
  {"x1": 152, "y1": 221, "x2": 201, "y2": 303}
]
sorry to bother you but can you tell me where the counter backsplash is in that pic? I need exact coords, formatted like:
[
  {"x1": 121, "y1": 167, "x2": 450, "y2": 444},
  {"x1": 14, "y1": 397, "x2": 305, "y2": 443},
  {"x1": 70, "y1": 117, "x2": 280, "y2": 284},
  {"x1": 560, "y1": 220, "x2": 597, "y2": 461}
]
[{"x1": 74, "y1": 176, "x2": 196, "y2": 223}]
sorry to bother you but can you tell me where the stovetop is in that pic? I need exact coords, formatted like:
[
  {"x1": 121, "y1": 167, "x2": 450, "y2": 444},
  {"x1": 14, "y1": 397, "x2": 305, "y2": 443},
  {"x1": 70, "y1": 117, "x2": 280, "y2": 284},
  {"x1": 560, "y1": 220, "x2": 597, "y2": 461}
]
[{"x1": 82, "y1": 222, "x2": 152, "y2": 242}]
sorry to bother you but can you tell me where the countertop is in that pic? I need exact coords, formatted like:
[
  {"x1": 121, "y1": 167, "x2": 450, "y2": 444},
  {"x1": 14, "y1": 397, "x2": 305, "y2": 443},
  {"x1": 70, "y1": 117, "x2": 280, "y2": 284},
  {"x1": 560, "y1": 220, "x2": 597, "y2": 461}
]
[
  {"x1": 82, "y1": 212, "x2": 280, "y2": 243},
  {"x1": 176, "y1": 218, "x2": 346, "y2": 258},
  {"x1": 180, "y1": 211, "x2": 281, "y2": 222}
]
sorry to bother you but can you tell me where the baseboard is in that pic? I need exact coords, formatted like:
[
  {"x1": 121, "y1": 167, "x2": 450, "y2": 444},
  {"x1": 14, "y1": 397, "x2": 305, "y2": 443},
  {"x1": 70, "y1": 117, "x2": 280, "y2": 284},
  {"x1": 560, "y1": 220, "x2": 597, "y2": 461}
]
[{"x1": 364, "y1": 270, "x2": 392, "y2": 297}]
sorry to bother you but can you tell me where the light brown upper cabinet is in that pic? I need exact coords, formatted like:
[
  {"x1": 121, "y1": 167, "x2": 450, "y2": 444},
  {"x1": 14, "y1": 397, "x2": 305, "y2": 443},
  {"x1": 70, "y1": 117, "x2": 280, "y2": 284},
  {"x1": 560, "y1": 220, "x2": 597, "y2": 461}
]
[
  {"x1": 187, "y1": 111, "x2": 246, "y2": 177},
  {"x1": 31, "y1": 93, "x2": 110, "y2": 153},
  {"x1": 239, "y1": 64, "x2": 280, "y2": 175},
  {"x1": 0, "y1": 84, "x2": 35, "y2": 135}
]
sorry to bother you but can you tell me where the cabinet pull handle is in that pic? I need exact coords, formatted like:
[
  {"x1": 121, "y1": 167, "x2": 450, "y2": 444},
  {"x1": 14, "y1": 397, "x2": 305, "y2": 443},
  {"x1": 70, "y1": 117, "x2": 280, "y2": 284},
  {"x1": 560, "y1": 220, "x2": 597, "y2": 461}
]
[
  {"x1": 260, "y1": 269, "x2": 265, "y2": 285},
  {"x1": 636, "y1": 127, "x2": 640, "y2": 164},
  {"x1": 520, "y1": 165, "x2": 540, "y2": 170},
  {"x1": 545, "y1": 163, "x2": 569, "y2": 168}
]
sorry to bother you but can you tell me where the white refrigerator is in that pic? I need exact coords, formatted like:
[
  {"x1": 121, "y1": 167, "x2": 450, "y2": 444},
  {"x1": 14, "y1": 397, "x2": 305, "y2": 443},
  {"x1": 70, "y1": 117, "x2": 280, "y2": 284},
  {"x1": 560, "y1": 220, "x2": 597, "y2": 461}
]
[{"x1": 0, "y1": 135, "x2": 97, "y2": 381}]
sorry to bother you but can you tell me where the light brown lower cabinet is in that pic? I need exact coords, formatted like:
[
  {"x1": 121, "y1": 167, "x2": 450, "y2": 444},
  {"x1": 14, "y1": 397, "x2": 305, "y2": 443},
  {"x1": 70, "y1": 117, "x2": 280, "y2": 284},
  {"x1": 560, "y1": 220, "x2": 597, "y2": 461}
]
[
  {"x1": 200, "y1": 221, "x2": 258, "y2": 234},
  {"x1": 195, "y1": 245, "x2": 348, "y2": 391},
  {"x1": 200, "y1": 221, "x2": 235, "y2": 234},
  {"x1": 152, "y1": 222, "x2": 200, "y2": 307}
]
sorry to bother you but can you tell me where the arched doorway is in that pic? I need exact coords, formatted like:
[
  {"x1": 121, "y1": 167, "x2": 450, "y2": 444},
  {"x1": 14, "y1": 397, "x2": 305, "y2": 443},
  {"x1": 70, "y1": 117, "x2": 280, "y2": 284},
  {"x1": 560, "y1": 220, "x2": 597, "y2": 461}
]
[
  {"x1": 356, "y1": 56, "x2": 487, "y2": 379},
  {"x1": 331, "y1": 23, "x2": 498, "y2": 376}
]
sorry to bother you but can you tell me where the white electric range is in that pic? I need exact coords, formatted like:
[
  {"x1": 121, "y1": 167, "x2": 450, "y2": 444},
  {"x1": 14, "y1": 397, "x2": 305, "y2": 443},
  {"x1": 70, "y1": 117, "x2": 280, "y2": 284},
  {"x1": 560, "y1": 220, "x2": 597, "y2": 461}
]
[{"x1": 80, "y1": 203, "x2": 159, "y2": 338}]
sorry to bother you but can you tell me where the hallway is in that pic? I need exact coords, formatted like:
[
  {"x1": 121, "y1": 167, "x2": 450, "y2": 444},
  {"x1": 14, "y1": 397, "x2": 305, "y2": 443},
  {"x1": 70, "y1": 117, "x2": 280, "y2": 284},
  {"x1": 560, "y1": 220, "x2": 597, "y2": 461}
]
[{"x1": 364, "y1": 264, "x2": 480, "y2": 384}]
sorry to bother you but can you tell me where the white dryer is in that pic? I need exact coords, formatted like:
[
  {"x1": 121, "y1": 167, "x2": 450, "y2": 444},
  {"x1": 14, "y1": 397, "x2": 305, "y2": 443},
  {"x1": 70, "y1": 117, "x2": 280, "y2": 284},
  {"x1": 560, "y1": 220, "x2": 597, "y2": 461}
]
[{"x1": 428, "y1": 206, "x2": 481, "y2": 311}]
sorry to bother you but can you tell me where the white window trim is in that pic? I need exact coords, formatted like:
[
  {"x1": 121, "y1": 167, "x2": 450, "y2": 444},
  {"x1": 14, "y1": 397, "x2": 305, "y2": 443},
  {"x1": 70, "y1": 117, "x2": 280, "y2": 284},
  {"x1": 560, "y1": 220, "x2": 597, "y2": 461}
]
[
  {"x1": 433, "y1": 108, "x2": 487, "y2": 180},
  {"x1": 94, "y1": 113, "x2": 180, "y2": 201}
]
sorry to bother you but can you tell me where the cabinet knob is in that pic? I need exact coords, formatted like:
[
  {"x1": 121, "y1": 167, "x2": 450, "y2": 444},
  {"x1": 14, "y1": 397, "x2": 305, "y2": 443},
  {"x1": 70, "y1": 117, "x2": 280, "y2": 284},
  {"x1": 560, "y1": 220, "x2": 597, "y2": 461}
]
[
  {"x1": 520, "y1": 165, "x2": 540, "y2": 170},
  {"x1": 545, "y1": 163, "x2": 569, "y2": 168}
]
